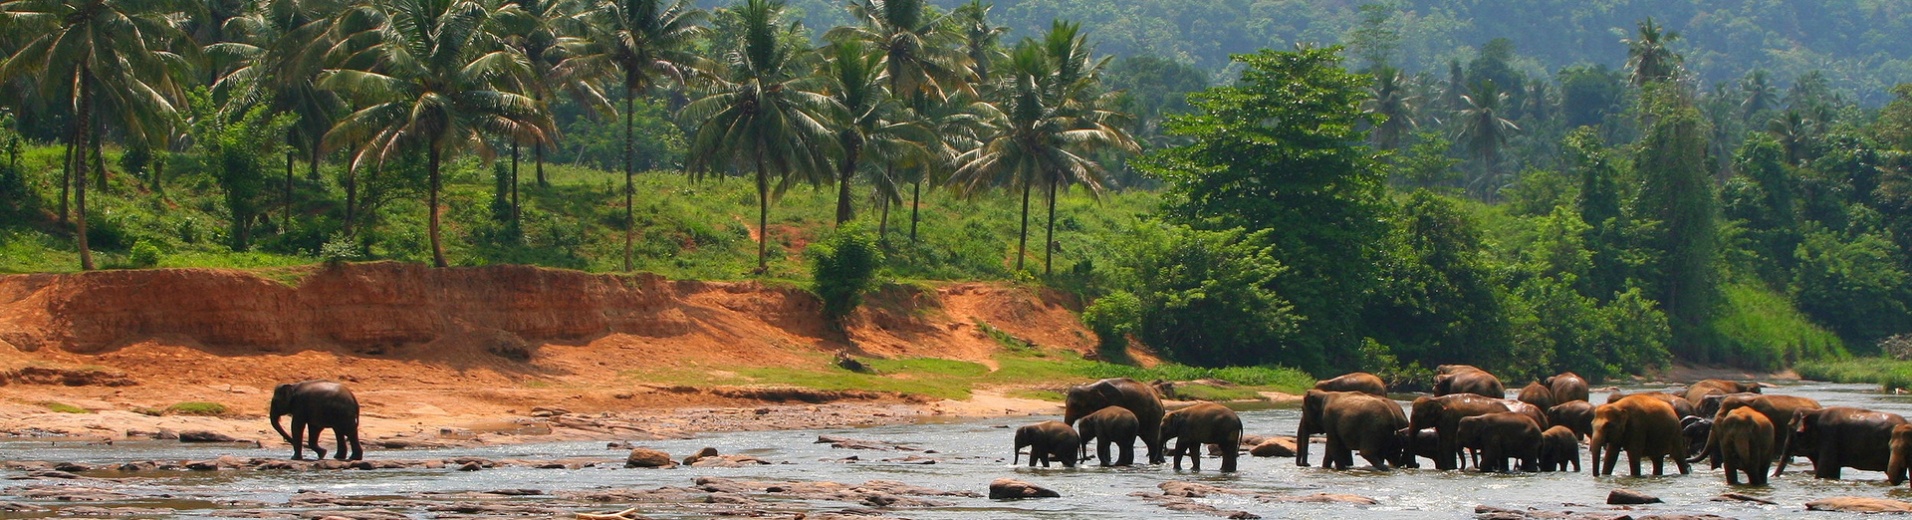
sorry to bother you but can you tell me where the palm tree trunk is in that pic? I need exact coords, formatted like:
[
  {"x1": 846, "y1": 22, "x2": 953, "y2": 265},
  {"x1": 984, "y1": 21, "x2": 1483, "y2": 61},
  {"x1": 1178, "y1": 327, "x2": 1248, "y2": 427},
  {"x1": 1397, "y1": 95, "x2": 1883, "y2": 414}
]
[
  {"x1": 1044, "y1": 174, "x2": 1057, "y2": 276},
  {"x1": 623, "y1": 83, "x2": 635, "y2": 272},
  {"x1": 344, "y1": 162, "x2": 358, "y2": 235},
  {"x1": 535, "y1": 141, "x2": 547, "y2": 187},
  {"x1": 878, "y1": 190, "x2": 890, "y2": 242},
  {"x1": 1016, "y1": 181, "x2": 1029, "y2": 271},
  {"x1": 73, "y1": 72, "x2": 94, "y2": 271},
  {"x1": 91, "y1": 115, "x2": 105, "y2": 193},
  {"x1": 308, "y1": 146, "x2": 321, "y2": 180},
  {"x1": 428, "y1": 145, "x2": 446, "y2": 268},
  {"x1": 909, "y1": 177, "x2": 921, "y2": 242},
  {"x1": 755, "y1": 153, "x2": 770, "y2": 273},
  {"x1": 510, "y1": 140, "x2": 520, "y2": 224},
  {"x1": 836, "y1": 139, "x2": 857, "y2": 225},
  {"x1": 58, "y1": 125, "x2": 72, "y2": 223},
  {"x1": 152, "y1": 153, "x2": 164, "y2": 195},
  {"x1": 284, "y1": 150, "x2": 295, "y2": 233}
]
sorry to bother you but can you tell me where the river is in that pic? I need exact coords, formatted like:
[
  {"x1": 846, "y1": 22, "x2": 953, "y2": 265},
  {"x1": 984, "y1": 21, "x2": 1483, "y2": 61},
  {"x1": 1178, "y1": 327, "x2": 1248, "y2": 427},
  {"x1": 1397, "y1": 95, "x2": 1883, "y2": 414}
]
[{"x1": 6, "y1": 381, "x2": 1912, "y2": 519}]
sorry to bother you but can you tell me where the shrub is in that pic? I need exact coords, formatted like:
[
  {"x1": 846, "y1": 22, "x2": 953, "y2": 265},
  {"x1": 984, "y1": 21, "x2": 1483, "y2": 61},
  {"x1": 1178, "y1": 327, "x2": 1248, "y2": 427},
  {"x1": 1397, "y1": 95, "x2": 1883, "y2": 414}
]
[
  {"x1": 320, "y1": 235, "x2": 362, "y2": 265},
  {"x1": 129, "y1": 240, "x2": 163, "y2": 268},
  {"x1": 165, "y1": 401, "x2": 228, "y2": 416},
  {"x1": 809, "y1": 223, "x2": 883, "y2": 322},
  {"x1": 1081, "y1": 291, "x2": 1141, "y2": 351}
]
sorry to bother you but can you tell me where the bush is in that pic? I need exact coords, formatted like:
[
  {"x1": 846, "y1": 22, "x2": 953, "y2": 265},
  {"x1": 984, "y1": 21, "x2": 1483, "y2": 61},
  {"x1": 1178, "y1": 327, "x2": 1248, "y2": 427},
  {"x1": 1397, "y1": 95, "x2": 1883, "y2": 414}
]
[
  {"x1": 809, "y1": 223, "x2": 883, "y2": 322},
  {"x1": 1081, "y1": 291, "x2": 1141, "y2": 351},
  {"x1": 165, "y1": 401, "x2": 228, "y2": 416},
  {"x1": 129, "y1": 240, "x2": 162, "y2": 267},
  {"x1": 320, "y1": 235, "x2": 362, "y2": 265}
]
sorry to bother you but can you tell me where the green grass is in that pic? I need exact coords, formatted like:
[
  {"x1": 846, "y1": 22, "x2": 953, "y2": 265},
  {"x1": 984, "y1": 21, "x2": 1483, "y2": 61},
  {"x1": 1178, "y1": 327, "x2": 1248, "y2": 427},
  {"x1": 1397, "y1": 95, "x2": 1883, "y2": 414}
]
[
  {"x1": 41, "y1": 402, "x2": 90, "y2": 414},
  {"x1": 1169, "y1": 383, "x2": 1267, "y2": 401},
  {"x1": 1796, "y1": 357, "x2": 1912, "y2": 391},
  {"x1": 164, "y1": 401, "x2": 229, "y2": 416},
  {"x1": 1709, "y1": 280, "x2": 1849, "y2": 370}
]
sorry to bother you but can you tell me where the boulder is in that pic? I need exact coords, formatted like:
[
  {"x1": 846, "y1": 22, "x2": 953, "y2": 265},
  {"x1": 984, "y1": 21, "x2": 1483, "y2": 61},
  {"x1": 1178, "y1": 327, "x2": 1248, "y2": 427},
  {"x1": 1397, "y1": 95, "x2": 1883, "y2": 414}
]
[
  {"x1": 988, "y1": 478, "x2": 1059, "y2": 500},
  {"x1": 624, "y1": 448, "x2": 676, "y2": 468},
  {"x1": 683, "y1": 447, "x2": 720, "y2": 465},
  {"x1": 1250, "y1": 437, "x2": 1298, "y2": 457},
  {"x1": 1607, "y1": 489, "x2": 1662, "y2": 505},
  {"x1": 177, "y1": 431, "x2": 240, "y2": 443},
  {"x1": 1806, "y1": 497, "x2": 1912, "y2": 513}
]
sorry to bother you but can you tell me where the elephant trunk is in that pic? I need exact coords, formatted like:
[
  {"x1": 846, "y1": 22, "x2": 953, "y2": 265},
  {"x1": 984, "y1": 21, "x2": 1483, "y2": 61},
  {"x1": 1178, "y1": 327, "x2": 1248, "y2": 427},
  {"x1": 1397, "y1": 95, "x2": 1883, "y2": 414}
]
[
  {"x1": 1774, "y1": 421, "x2": 1796, "y2": 476},
  {"x1": 269, "y1": 409, "x2": 294, "y2": 445}
]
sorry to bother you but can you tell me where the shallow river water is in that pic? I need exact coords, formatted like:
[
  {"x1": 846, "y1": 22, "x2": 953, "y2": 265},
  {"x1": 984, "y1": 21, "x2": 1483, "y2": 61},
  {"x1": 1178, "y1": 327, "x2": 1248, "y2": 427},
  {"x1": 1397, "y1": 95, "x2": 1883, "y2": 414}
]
[{"x1": 8, "y1": 381, "x2": 1912, "y2": 519}]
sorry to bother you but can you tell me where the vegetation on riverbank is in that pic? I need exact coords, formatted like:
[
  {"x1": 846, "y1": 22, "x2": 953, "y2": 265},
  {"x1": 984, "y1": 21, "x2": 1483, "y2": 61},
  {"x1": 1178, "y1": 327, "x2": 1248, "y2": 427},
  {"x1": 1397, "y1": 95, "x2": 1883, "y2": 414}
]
[{"x1": 1795, "y1": 358, "x2": 1912, "y2": 392}]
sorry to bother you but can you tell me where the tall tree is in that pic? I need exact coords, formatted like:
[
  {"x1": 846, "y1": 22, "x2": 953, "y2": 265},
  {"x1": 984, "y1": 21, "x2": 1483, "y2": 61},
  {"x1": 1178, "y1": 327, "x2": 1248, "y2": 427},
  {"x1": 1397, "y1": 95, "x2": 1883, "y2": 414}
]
[
  {"x1": 496, "y1": 0, "x2": 601, "y2": 191},
  {"x1": 0, "y1": 0, "x2": 196, "y2": 270},
  {"x1": 951, "y1": 0, "x2": 1004, "y2": 83},
  {"x1": 1633, "y1": 86, "x2": 1720, "y2": 361},
  {"x1": 1623, "y1": 18, "x2": 1682, "y2": 86},
  {"x1": 559, "y1": 0, "x2": 706, "y2": 271},
  {"x1": 1456, "y1": 80, "x2": 1517, "y2": 201},
  {"x1": 682, "y1": 0, "x2": 836, "y2": 273},
  {"x1": 215, "y1": 0, "x2": 348, "y2": 234},
  {"x1": 818, "y1": 39, "x2": 928, "y2": 225},
  {"x1": 322, "y1": 0, "x2": 553, "y2": 268},
  {"x1": 1363, "y1": 66, "x2": 1417, "y2": 152}
]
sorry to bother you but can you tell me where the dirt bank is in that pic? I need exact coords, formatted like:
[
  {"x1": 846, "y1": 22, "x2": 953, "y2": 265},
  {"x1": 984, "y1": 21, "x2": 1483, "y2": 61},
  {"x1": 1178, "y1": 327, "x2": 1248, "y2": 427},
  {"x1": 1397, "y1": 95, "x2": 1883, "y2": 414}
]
[{"x1": 0, "y1": 262, "x2": 1096, "y2": 445}]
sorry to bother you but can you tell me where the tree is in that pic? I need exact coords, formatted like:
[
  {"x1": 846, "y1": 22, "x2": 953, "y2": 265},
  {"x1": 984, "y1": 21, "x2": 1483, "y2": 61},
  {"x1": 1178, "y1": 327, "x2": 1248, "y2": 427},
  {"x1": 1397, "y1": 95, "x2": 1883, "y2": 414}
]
[
  {"x1": 1142, "y1": 47, "x2": 1387, "y2": 372},
  {"x1": 1456, "y1": 80, "x2": 1517, "y2": 201},
  {"x1": 1632, "y1": 86, "x2": 1720, "y2": 360},
  {"x1": 1363, "y1": 66, "x2": 1418, "y2": 152},
  {"x1": 322, "y1": 0, "x2": 553, "y2": 268},
  {"x1": 215, "y1": 0, "x2": 348, "y2": 233},
  {"x1": 817, "y1": 39, "x2": 928, "y2": 225},
  {"x1": 0, "y1": 0, "x2": 196, "y2": 270},
  {"x1": 951, "y1": 0, "x2": 1004, "y2": 83},
  {"x1": 559, "y1": 0, "x2": 706, "y2": 271},
  {"x1": 496, "y1": 0, "x2": 598, "y2": 190},
  {"x1": 1364, "y1": 190, "x2": 1514, "y2": 374},
  {"x1": 1623, "y1": 18, "x2": 1682, "y2": 86},
  {"x1": 682, "y1": 0, "x2": 837, "y2": 273}
]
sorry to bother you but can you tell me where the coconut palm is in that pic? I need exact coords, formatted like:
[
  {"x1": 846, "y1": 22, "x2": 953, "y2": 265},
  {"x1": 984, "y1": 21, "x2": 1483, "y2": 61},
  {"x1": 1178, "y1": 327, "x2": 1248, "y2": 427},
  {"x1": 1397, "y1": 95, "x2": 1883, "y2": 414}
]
[
  {"x1": 1624, "y1": 18, "x2": 1682, "y2": 86},
  {"x1": 951, "y1": 0, "x2": 1005, "y2": 83},
  {"x1": 215, "y1": 0, "x2": 349, "y2": 233},
  {"x1": 1456, "y1": 79, "x2": 1518, "y2": 201},
  {"x1": 682, "y1": 0, "x2": 837, "y2": 273},
  {"x1": 321, "y1": 0, "x2": 553, "y2": 268},
  {"x1": 0, "y1": 0, "x2": 197, "y2": 270},
  {"x1": 496, "y1": 0, "x2": 602, "y2": 195},
  {"x1": 1741, "y1": 69, "x2": 1778, "y2": 121},
  {"x1": 818, "y1": 39, "x2": 932, "y2": 226},
  {"x1": 1363, "y1": 66, "x2": 1418, "y2": 151},
  {"x1": 557, "y1": 0, "x2": 706, "y2": 271}
]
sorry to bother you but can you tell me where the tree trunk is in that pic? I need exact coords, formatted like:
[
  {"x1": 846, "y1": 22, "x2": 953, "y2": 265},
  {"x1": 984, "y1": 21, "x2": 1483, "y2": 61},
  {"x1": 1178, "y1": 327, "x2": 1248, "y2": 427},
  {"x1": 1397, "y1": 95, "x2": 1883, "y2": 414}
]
[
  {"x1": 878, "y1": 190, "x2": 890, "y2": 242},
  {"x1": 344, "y1": 161, "x2": 358, "y2": 235},
  {"x1": 307, "y1": 146, "x2": 321, "y2": 181},
  {"x1": 623, "y1": 83, "x2": 635, "y2": 271},
  {"x1": 284, "y1": 151, "x2": 294, "y2": 233},
  {"x1": 909, "y1": 177, "x2": 921, "y2": 242},
  {"x1": 535, "y1": 141, "x2": 547, "y2": 187},
  {"x1": 152, "y1": 154, "x2": 163, "y2": 195},
  {"x1": 73, "y1": 72, "x2": 94, "y2": 271},
  {"x1": 755, "y1": 153, "x2": 770, "y2": 273},
  {"x1": 1045, "y1": 174, "x2": 1057, "y2": 276},
  {"x1": 58, "y1": 123, "x2": 72, "y2": 223},
  {"x1": 835, "y1": 138, "x2": 857, "y2": 225},
  {"x1": 428, "y1": 146, "x2": 446, "y2": 268},
  {"x1": 91, "y1": 115, "x2": 105, "y2": 193},
  {"x1": 510, "y1": 140, "x2": 520, "y2": 224},
  {"x1": 1016, "y1": 181, "x2": 1030, "y2": 271}
]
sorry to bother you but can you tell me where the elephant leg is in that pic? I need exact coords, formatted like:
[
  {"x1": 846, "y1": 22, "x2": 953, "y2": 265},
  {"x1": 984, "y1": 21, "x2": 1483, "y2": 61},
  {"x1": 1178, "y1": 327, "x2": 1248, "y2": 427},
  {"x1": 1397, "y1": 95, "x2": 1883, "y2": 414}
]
[
  {"x1": 1725, "y1": 458, "x2": 1741, "y2": 485},
  {"x1": 1144, "y1": 429, "x2": 1164, "y2": 465},
  {"x1": 1629, "y1": 449, "x2": 1643, "y2": 477},
  {"x1": 345, "y1": 424, "x2": 362, "y2": 461},
  {"x1": 305, "y1": 423, "x2": 327, "y2": 461},
  {"x1": 1651, "y1": 454, "x2": 1665, "y2": 476},
  {"x1": 1436, "y1": 438, "x2": 1459, "y2": 471},
  {"x1": 1059, "y1": 445, "x2": 1076, "y2": 468},
  {"x1": 1221, "y1": 444, "x2": 1238, "y2": 473},
  {"x1": 1750, "y1": 460, "x2": 1769, "y2": 486},
  {"x1": 288, "y1": 417, "x2": 308, "y2": 460},
  {"x1": 1816, "y1": 446, "x2": 1840, "y2": 479},
  {"x1": 1360, "y1": 443, "x2": 1389, "y2": 471},
  {"x1": 332, "y1": 427, "x2": 350, "y2": 461},
  {"x1": 1096, "y1": 440, "x2": 1110, "y2": 467},
  {"x1": 1116, "y1": 439, "x2": 1134, "y2": 466},
  {"x1": 1324, "y1": 436, "x2": 1347, "y2": 470},
  {"x1": 1600, "y1": 444, "x2": 1620, "y2": 476}
]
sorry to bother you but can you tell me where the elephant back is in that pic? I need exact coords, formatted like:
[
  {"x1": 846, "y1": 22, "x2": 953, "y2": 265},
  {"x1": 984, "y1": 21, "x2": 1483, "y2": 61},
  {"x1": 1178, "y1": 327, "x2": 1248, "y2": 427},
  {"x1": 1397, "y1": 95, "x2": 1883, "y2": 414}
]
[
  {"x1": 1314, "y1": 372, "x2": 1387, "y2": 397},
  {"x1": 1065, "y1": 378, "x2": 1163, "y2": 430},
  {"x1": 1545, "y1": 372, "x2": 1590, "y2": 403},
  {"x1": 1518, "y1": 382, "x2": 1557, "y2": 410}
]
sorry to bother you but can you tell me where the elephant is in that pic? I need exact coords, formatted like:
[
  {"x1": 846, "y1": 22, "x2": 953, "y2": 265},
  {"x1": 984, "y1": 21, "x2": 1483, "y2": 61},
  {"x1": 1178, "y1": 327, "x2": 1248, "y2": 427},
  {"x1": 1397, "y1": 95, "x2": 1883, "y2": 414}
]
[
  {"x1": 1161, "y1": 402, "x2": 1242, "y2": 472},
  {"x1": 1695, "y1": 392, "x2": 1760, "y2": 421},
  {"x1": 1607, "y1": 391, "x2": 1697, "y2": 419},
  {"x1": 1065, "y1": 378, "x2": 1166, "y2": 464},
  {"x1": 1776, "y1": 407, "x2": 1908, "y2": 480},
  {"x1": 1685, "y1": 407, "x2": 1774, "y2": 485},
  {"x1": 1697, "y1": 394, "x2": 1822, "y2": 465},
  {"x1": 1539, "y1": 425, "x2": 1580, "y2": 472},
  {"x1": 1685, "y1": 379, "x2": 1761, "y2": 407},
  {"x1": 1407, "y1": 393, "x2": 1530, "y2": 470},
  {"x1": 1456, "y1": 412, "x2": 1541, "y2": 472},
  {"x1": 1547, "y1": 401, "x2": 1596, "y2": 441},
  {"x1": 1313, "y1": 372, "x2": 1387, "y2": 397},
  {"x1": 1590, "y1": 394, "x2": 1690, "y2": 477},
  {"x1": 270, "y1": 380, "x2": 363, "y2": 461},
  {"x1": 1297, "y1": 390, "x2": 1408, "y2": 470},
  {"x1": 1013, "y1": 420, "x2": 1080, "y2": 468},
  {"x1": 1887, "y1": 424, "x2": 1912, "y2": 487},
  {"x1": 1399, "y1": 427, "x2": 1442, "y2": 469},
  {"x1": 1075, "y1": 406, "x2": 1140, "y2": 466},
  {"x1": 1517, "y1": 381, "x2": 1557, "y2": 411},
  {"x1": 1681, "y1": 416, "x2": 1713, "y2": 460},
  {"x1": 1543, "y1": 372, "x2": 1591, "y2": 404},
  {"x1": 1434, "y1": 366, "x2": 1506, "y2": 398}
]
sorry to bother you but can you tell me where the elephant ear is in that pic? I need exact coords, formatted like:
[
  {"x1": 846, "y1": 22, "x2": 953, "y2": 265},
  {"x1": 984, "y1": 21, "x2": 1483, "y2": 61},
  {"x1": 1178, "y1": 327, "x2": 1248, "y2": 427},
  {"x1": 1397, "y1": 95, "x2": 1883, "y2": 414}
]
[{"x1": 1095, "y1": 381, "x2": 1124, "y2": 402}]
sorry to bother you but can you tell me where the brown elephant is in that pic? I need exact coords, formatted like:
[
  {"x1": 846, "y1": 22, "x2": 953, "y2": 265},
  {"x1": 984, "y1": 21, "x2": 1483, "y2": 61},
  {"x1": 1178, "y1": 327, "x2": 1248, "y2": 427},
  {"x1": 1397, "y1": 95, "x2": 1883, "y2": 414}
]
[
  {"x1": 1590, "y1": 394, "x2": 1690, "y2": 477},
  {"x1": 1548, "y1": 401, "x2": 1595, "y2": 441},
  {"x1": 1539, "y1": 425, "x2": 1579, "y2": 472},
  {"x1": 1407, "y1": 394, "x2": 1528, "y2": 470},
  {"x1": 1457, "y1": 412, "x2": 1541, "y2": 472},
  {"x1": 1696, "y1": 393, "x2": 1822, "y2": 466},
  {"x1": 1014, "y1": 421, "x2": 1080, "y2": 467},
  {"x1": 1161, "y1": 402, "x2": 1243, "y2": 472},
  {"x1": 1686, "y1": 407, "x2": 1773, "y2": 485},
  {"x1": 1065, "y1": 378, "x2": 1165, "y2": 464},
  {"x1": 1887, "y1": 424, "x2": 1912, "y2": 487},
  {"x1": 1607, "y1": 390, "x2": 1698, "y2": 419},
  {"x1": 1777, "y1": 407, "x2": 1908, "y2": 480},
  {"x1": 1314, "y1": 372, "x2": 1387, "y2": 397},
  {"x1": 1434, "y1": 366, "x2": 1506, "y2": 398},
  {"x1": 1517, "y1": 382, "x2": 1557, "y2": 411},
  {"x1": 1543, "y1": 372, "x2": 1590, "y2": 403},
  {"x1": 1399, "y1": 427, "x2": 1442, "y2": 468},
  {"x1": 1297, "y1": 390, "x2": 1408, "y2": 470},
  {"x1": 1075, "y1": 406, "x2": 1140, "y2": 467},
  {"x1": 1685, "y1": 379, "x2": 1761, "y2": 406},
  {"x1": 1695, "y1": 392, "x2": 1760, "y2": 421}
]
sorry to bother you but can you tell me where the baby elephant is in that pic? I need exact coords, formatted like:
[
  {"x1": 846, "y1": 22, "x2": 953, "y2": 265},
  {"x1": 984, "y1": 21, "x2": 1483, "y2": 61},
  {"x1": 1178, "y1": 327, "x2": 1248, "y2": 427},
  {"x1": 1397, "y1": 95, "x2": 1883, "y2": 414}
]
[
  {"x1": 1014, "y1": 421, "x2": 1080, "y2": 468},
  {"x1": 1075, "y1": 406, "x2": 1140, "y2": 466},
  {"x1": 270, "y1": 380, "x2": 363, "y2": 461},
  {"x1": 1161, "y1": 402, "x2": 1243, "y2": 472},
  {"x1": 1538, "y1": 425, "x2": 1580, "y2": 472}
]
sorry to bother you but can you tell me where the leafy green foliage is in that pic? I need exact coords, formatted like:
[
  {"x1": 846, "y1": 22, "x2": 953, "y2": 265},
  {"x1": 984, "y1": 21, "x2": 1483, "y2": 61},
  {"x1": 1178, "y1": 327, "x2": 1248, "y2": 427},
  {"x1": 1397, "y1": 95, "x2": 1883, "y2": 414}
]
[
  {"x1": 1080, "y1": 290, "x2": 1139, "y2": 351},
  {"x1": 1104, "y1": 222, "x2": 1297, "y2": 368},
  {"x1": 809, "y1": 223, "x2": 884, "y2": 322}
]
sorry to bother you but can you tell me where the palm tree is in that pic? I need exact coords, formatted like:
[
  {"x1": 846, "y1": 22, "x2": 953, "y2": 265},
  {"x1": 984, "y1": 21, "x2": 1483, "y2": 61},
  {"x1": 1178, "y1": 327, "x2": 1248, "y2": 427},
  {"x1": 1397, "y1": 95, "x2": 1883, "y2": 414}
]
[
  {"x1": 951, "y1": 0, "x2": 1005, "y2": 83},
  {"x1": 1363, "y1": 66, "x2": 1418, "y2": 151},
  {"x1": 0, "y1": 0, "x2": 196, "y2": 271},
  {"x1": 818, "y1": 39, "x2": 930, "y2": 226},
  {"x1": 321, "y1": 0, "x2": 552, "y2": 268},
  {"x1": 496, "y1": 0, "x2": 602, "y2": 193},
  {"x1": 1740, "y1": 69, "x2": 1778, "y2": 121},
  {"x1": 682, "y1": 0, "x2": 836, "y2": 273},
  {"x1": 215, "y1": 0, "x2": 349, "y2": 234},
  {"x1": 558, "y1": 0, "x2": 706, "y2": 271},
  {"x1": 1456, "y1": 80, "x2": 1518, "y2": 201},
  {"x1": 1624, "y1": 18, "x2": 1682, "y2": 86}
]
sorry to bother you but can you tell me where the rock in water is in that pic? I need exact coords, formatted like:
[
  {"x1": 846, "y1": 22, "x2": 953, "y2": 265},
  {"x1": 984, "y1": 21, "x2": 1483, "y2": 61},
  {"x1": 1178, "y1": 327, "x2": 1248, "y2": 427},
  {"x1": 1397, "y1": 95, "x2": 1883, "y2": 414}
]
[
  {"x1": 624, "y1": 448, "x2": 675, "y2": 468},
  {"x1": 683, "y1": 447, "x2": 720, "y2": 465},
  {"x1": 1806, "y1": 497, "x2": 1912, "y2": 513},
  {"x1": 988, "y1": 478, "x2": 1059, "y2": 499},
  {"x1": 1250, "y1": 437, "x2": 1298, "y2": 457},
  {"x1": 177, "y1": 431, "x2": 239, "y2": 443},
  {"x1": 1607, "y1": 488, "x2": 1662, "y2": 505}
]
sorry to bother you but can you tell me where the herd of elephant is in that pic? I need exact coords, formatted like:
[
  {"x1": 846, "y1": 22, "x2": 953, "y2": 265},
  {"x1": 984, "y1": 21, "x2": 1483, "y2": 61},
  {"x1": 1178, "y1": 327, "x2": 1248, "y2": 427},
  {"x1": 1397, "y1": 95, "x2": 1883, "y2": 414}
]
[{"x1": 1017, "y1": 367, "x2": 1912, "y2": 490}]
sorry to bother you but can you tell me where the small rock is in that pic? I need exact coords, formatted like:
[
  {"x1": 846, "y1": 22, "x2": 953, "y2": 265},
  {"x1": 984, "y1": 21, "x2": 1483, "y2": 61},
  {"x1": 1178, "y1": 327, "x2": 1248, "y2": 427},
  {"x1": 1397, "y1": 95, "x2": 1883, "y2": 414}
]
[
  {"x1": 1250, "y1": 437, "x2": 1298, "y2": 457},
  {"x1": 116, "y1": 462, "x2": 156, "y2": 472},
  {"x1": 457, "y1": 462, "x2": 483, "y2": 471},
  {"x1": 177, "y1": 431, "x2": 239, "y2": 443},
  {"x1": 988, "y1": 478, "x2": 1059, "y2": 499},
  {"x1": 1270, "y1": 493, "x2": 1378, "y2": 505},
  {"x1": 625, "y1": 448, "x2": 676, "y2": 468},
  {"x1": 52, "y1": 463, "x2": 90, "y2": 473},
  {"x1": 1806, "y1": 497, "x2": 1912, "y2": 513},
  {"x1": 1607, "y1": 489, "x2": 1662, "y2": 505},
  {"x1": 1711, "y1": 493, "x2": 1776, "y2": 505},
  {"x1": 683, "y1": 447, "x2": 720, "y2": 465}
]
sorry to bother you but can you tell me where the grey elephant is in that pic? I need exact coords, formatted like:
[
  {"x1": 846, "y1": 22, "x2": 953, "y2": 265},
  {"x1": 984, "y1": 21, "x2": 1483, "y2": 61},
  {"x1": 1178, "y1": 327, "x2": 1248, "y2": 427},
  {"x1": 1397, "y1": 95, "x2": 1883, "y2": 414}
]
[
  {"x1": 1014, "y1": 420, "x2": 1080, "y2": 468},
  {"x1": 1075, "y1": 406, "x2": 1140, "y2": 466},
  {"x1": 270, "y1": 380, "x2": 363, "y2": 461}
]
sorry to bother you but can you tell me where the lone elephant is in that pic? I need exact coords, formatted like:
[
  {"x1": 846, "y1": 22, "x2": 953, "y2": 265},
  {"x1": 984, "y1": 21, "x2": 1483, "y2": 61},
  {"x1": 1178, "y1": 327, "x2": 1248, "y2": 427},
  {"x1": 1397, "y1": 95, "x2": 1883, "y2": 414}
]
[
  {"x1": 1014, "y1": 420, "x2": 1080, "y2": 468},
  {"x1": 1313, "y1": 372, "x2": 1387, "y2": 397},
  {"x1": 1777, "y1": 406, "x2": 1908, "y2": 480},
  {"x1": 1590, "y1": 394, "x2": 1690, "y2": 477},
  {"x1": 270, "y1": 380, "x2": 363, "y2": 461},
  {"x1": 1297, "y1": 390, "x2": 1408, "y2": 470},
  {"x1": 1065, "y1": 378, "x2": 1166, "y2": 464},
  {"x1": 1161, "y1": 402, "x2": 1242, "y2": 472},
  {"x1": 1456, "y1": 412, "x2": 1542, "y2": 473},
  {"x1": 1687, "y1": 407, "x2": 1773, "y2": 485},
  {"x1": 1543, "y1": 372, "x2": 1590, "y2": 404},
  {"x1": 1075, "y1": 406, "x2": 1140, "y2": 466}
]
